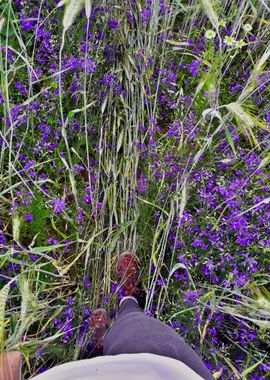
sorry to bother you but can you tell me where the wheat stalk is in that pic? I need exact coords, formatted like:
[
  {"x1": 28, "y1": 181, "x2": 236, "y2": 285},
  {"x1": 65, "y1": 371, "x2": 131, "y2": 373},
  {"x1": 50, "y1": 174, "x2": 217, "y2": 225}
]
[
  {"x1": 238, "y1": 43, "x2": 270, "y2": 102},
  {"x1": 0, "y1": 284, "x2": 9, "y2": 352},
  {"x1": 62, "y1": 0, "x2": 85, "y2": 31},
  {"x1": 225, "y1": 101, "x2": 261, "y2": 146},
  {"x1": 85, "y1": 0, "x2": 92, "y2": 19},
  {"x1": 201, "y1": 0, "x2": 219, "y2": 29},
  {"x1": 0, "y1": 18, "x2": 5, "y2": 32}
]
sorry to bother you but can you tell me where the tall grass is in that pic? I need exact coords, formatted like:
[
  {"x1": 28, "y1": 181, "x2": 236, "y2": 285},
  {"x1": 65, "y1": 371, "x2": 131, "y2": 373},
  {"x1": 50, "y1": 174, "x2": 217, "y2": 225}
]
[{"x1": 0, "y1": 0, "x2": 270, "y2": 378}]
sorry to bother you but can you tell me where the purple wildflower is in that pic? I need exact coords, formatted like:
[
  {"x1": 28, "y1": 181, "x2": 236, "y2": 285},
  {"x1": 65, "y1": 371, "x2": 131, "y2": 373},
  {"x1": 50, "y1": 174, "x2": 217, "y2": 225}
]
[
  {"x1": 107, "y1": 19, "x2": 119, "y2": 30},
  {"x1": 137, "y1": 176, "x2": 148, "y2": 193},
  {"x1": 24, "y1": 213, "x2": 33, "y2": 222},
  {"x1": 184, "y1": 291, "x2": 198, "y2": 305},
  {"x1": 189, "y1": 60, "x2": 201, "y2": 77},
  {"x1": 83, "y1": 275, "x2": 91, "y2": 289},
  {"x1": 51, "y1": 198, "x2": 65, "y2": 215},
  {"x1": 141, "y1": 7, "x2": 151, "y2": 24}
]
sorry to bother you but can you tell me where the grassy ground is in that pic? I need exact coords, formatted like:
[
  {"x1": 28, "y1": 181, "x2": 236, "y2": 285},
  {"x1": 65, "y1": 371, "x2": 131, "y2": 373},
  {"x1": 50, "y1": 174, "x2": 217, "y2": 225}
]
[{"x1": 0, "y1": 0, "x2": 270, "y2": 378}]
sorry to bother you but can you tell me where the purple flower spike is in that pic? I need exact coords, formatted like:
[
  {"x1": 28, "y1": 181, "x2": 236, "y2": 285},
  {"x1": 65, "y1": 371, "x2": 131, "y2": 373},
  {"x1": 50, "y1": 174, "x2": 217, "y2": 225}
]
[
  {"x1": 24, "y1": 213, "x2": 33, "y2": 222},
  {"x1": 107, "y1": 19, "x2": 119, "y2": 30},
  {"x1": 51, "y1": 198, "x2": 65, "y2": 215}
]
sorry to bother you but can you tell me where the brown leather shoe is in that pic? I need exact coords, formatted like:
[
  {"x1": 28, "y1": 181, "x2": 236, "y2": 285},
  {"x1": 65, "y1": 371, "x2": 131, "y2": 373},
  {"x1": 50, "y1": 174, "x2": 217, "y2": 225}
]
[
  {"x1": 116, "y1": 251, "x2": 141, "y2": 297},
  {"x1": 89, "y1": 308, "x2": 109, "y2": 354}
]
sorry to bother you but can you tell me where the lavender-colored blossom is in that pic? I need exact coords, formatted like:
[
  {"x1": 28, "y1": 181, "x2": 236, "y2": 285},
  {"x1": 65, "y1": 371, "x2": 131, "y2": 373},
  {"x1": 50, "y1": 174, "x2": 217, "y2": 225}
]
[
  {"x1": 83, "y1": 275, "x2": 91, "y2": 289},
  {"x1": 83, "y1": 194, "x2": 92, "y2": 204},
  {"x1": 137, "y1": 176, "x2": 148, "y2": 193},
  {"x1": 127, "y1": 10, "x2": 135, "y2": 24},
  {"x1": 20, "y1": 18, "x2": 35, "y2": 31},
  {"x1": 0, "y1": 232, "x2": 5, "y2": 245},
  {"x1": 156, "y1": 278, "x2": 167, "y2": 287},
  {"x1": 100, "y1": 72, "x2": 117, "y2": 87},
  {"x1": 24, "y1": 213, "x2": 33, "y2": 222},
  {"x1": 81, "y1": 57, "x2": 97, "y2": 74},
  {"x1": 51, "y1": 198, "x2": 65, "y2": 215},
  {"x1": 107, "y1": 19, "x2": 119, "y2": 30},
  {"x1": 36, "y1": 345, "x2": 43, "y2": 360},
  {"x1": 184, "y1": 291, "x2": 198, "y2": 306},
  {"x1": 189, "y1": 59, "x2": 201, "y2": 77},
  {"x1": 141, "y1": 7, "x2": 151, "y2": 24},
  {"x1": 96, "y1": 201, "x2": 102, "y2": 210}
]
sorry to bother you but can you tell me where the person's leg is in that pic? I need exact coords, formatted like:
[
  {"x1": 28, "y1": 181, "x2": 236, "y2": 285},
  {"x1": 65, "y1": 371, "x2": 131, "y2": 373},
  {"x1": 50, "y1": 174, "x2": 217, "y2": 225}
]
[
  {"x1": 105, "y1": 252, "x2": 214, "y2": 379},
  {"x1": 117, "y1": 296, "x2": 142, "y2": 316},
  {"x1": 103, "y1": 298, "x2": 214, "y2": 380}
]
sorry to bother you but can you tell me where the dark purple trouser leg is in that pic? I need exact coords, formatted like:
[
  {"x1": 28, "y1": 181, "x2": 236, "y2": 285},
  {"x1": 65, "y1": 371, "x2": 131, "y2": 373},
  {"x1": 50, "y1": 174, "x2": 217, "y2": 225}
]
[{"x1": 103, "y1": 299, "x2": 214, "y2": 380}]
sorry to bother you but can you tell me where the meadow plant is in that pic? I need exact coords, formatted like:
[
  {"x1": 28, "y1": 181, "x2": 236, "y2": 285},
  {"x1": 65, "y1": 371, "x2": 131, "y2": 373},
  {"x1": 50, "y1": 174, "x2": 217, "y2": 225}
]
[{"x1": 0, "y1": 0, "x2": 270, "y2": 378}]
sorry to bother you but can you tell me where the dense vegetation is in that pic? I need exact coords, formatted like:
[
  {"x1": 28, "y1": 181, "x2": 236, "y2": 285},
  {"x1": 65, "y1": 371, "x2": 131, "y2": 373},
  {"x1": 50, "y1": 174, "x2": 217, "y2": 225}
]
[{"x1": 0, "y1": 0, "x2": 270, "y2": 378}]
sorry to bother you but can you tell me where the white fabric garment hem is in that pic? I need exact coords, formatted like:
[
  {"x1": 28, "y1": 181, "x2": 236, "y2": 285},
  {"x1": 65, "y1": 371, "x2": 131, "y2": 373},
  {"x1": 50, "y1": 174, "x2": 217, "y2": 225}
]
[{"x1": 30, "y1": 352, "x2": 204, "y2": 380}]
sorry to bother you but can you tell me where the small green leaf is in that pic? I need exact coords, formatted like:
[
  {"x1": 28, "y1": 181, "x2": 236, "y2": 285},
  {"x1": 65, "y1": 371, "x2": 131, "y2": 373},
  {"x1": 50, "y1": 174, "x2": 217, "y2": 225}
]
[
  {"x1": 117, "y1": 130, "x2": 124, "y2": 153},
  {"x1": 68, "y1": 111, "x2": 75, "y2": 119},
  {"x1": 0, "y1": 22, "x2": 15, "y2": 37},
  {"x1": 9, "y1": 257, "x2": 22, "y2": 265},
  {"x1": 210, "y1": 295, "x2": 216, "y2": 309},
  {"x1": 10, "y1": 314, "x2": 16, "y2": 334},
  {"x1": 50, "y1": 217, "x2": 68, "y2": 239},
  {"x1": 47, "y1": 117, "x2": 55, "y2": 124},
  {"x1": 40, "y1": 306, "x2": 63, "y2": 333},
  {"x1": 30, "y1": 244, "x2": 66, "y2": 253},
  {"x1": 241, "y1": 358, "x2": 264, "y2": 377},
  {"x1": 0, "y1": 254, "x2": 8, "y2": 268},
  {"x1": 224, "y1": 125, "x2": 237, "y2": 156}
]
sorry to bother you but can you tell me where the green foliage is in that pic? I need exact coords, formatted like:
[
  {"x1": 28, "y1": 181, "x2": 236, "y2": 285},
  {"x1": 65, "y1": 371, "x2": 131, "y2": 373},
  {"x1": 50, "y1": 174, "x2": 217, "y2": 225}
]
[
  {"x1": 1, "y1": 0, "x2": 270, "y2": 378},
  {"x1": 21, "y1": 196, "x2": 50, "y2": 245}
]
